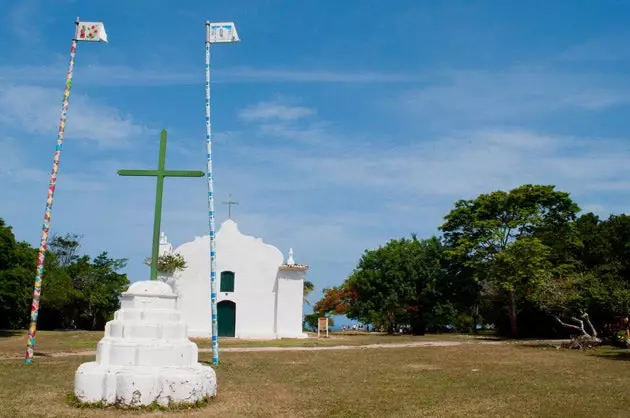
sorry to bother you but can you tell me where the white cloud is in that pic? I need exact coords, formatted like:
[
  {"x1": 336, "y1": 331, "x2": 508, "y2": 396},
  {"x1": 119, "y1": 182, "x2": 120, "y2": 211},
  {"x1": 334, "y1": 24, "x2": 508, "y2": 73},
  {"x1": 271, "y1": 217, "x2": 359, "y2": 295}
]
[
  {"x1": 239, "y1": 101, "x2": 315, "y2": 122},
  {"x1": 225, "y1": 67, "x2": 423, "y2": 83},
  {"x1": 0, "y1": 64, "x2": 199, "y2": 86},
  {"x1": 0, "y1": 64, "x2": 424, "y2": 86},
  {"x1": 399, "y1": 69, "x2": 629, "y2": 127},
  {"x1": 0, "y1": 137, "x2": 108, "y2": 190},
  {"x1": 0, "y1": 85, "x2": 152, "y2": 148},
  {"x1": 230, "y1": 125, "x2": 630, "y2": 205}
]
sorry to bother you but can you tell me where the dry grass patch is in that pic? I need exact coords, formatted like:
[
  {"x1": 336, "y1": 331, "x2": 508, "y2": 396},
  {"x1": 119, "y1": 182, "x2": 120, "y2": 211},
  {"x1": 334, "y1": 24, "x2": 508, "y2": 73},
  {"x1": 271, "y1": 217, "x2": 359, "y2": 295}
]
[
  {"x1": 0, "y1": 330, "x2": 103, "y2": 358},
  {"x1": 0, "y1": 343, "x2": 629, "y2": 417},
  {"x1": 0, "y1": 330, "x2": 469, "y2": 358}
]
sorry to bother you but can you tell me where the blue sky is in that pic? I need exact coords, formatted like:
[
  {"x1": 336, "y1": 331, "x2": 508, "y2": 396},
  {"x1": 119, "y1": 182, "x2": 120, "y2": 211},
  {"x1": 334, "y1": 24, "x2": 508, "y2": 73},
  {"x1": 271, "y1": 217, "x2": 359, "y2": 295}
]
[{"x1": 2, "y1": 0, "x2": 630, "y2": 321}]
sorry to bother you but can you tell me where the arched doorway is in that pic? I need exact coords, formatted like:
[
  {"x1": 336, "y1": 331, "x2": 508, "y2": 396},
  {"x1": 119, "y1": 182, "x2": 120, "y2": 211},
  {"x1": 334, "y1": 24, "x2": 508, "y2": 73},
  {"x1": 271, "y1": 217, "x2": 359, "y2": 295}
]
[{"x1": 217, "y1": 300, "x2": 236, "y2": 337}]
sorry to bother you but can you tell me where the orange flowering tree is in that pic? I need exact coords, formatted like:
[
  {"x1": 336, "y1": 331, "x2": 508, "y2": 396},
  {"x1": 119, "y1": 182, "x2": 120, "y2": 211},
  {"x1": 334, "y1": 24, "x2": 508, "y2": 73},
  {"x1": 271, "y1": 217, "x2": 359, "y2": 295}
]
[{"x1": 313, "y1": 285, "x2": 357, "y2": 315}]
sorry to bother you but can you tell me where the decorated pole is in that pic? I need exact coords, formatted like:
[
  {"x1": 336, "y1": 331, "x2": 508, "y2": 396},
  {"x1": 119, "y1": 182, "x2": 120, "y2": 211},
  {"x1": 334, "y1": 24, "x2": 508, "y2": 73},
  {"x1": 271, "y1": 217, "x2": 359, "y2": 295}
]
[
  {"x1": 205, "y1": 21, "x2": 240, "y2": 366},
  {"x1": 25, "y1": 19, "x2": 108, "y2": 364}
]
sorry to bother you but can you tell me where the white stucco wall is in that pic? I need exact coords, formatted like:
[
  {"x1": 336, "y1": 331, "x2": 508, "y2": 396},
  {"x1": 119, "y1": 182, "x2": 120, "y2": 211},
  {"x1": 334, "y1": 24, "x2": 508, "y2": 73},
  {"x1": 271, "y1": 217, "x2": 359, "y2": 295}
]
[
  {"x1": 170, "y1": 220, "x2": 305, "y2": 339},
  {"x1": 276, "y1": 269, "x2": 308, "y2": 338}
]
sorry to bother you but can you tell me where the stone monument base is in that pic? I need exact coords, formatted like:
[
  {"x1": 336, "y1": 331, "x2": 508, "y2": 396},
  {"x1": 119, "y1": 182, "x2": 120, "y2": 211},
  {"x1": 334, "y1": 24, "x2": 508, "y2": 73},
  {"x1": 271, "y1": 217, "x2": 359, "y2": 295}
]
[
  {"x1": 75, "y1": 363, "x2": 216, "y2": 406},
  {"x1": 74, "y1": 281, "x2": 216, "y2": 407}
]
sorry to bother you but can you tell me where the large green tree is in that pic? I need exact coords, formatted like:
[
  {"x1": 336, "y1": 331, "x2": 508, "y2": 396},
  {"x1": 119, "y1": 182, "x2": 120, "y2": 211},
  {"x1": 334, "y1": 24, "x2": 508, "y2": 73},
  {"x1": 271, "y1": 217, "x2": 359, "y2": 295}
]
[
  {"x1": 440, "y1": 184, "x2": 580, "y2": 337},
  {"x1": 342, "y1": 235, "x2": 453, "y2": 335},
  {"x1": 0, "y1": 218, "x2": 37, "y2": 329},
  {"x1": 564, "y1": 213, "x2": 630, "y2": 326},
  {"x1": 0, "y1": 222, "x2": 130, "y2": 331},
  {"x1": 41, "y1": 235, "x2": 129, "y2": 330}
]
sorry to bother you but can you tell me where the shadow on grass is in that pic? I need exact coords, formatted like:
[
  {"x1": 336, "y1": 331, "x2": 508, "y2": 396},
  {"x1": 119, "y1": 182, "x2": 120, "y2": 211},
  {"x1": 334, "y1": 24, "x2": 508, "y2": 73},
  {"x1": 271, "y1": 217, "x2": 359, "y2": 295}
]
[
  {"x1": 590, "y1": 347, "x2": 630, "y2": 361},
  {"x1": 0, "y1": 330, "x2": 22, "y2": 338}
]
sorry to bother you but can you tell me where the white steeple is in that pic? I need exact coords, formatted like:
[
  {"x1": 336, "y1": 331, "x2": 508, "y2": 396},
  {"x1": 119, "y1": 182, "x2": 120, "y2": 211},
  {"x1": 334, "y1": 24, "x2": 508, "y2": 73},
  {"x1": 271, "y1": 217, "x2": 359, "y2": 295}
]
[
  {"x1": 287, "y1": 248, "x2": 295, "y2": 265},
  {"x1": 159, "y1": 232, "x2": 173, "y2": 256}
]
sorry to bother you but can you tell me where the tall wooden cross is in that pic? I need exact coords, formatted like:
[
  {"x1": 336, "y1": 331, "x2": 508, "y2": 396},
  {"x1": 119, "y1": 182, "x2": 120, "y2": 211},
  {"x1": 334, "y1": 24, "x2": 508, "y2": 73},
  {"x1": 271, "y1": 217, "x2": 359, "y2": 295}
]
[
  {"x1": 118, "y1": 129, "x2": 205, "y2": 281},
  {"x1": 223, "y1": 194, "x2": 238, "y2": 219}
]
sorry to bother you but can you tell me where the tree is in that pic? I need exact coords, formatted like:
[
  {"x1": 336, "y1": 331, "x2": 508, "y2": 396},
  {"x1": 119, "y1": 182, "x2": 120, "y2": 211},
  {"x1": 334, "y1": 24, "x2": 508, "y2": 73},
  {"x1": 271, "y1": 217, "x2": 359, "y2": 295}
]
[
  {"x1": 36, "y1": 233, "x2": 129, "y2": 330},
  {"x1": 440, "y1": 184, "x2": 580, "y2": 337},
  {"x1": 564, "y1": 213, "x2": 630, "y2": 327},
  {"x1": 314, "y1": 285, "x2": 355, "y2": 315},
  {"x1": 49, "y1": 233, "x2": 82, "y2": 267},
  {"x1": 145, "y1": 253, "x2": 187, "y2": 275},
  {"x1": 485, "y1": 237, "x2": 552, "y2": 336},
  {"x1": 0, "y1": 218, "x2": 36, "y2": 329},
  {"x1": 338, "y1": 236, "x2": 452, "y2": 335},
  {"x1": 303, "y1": 280, "x2": 315, "y2": 305},
  {"x1": 82, "y1": 252, "x2": 129, "y2": 329}
]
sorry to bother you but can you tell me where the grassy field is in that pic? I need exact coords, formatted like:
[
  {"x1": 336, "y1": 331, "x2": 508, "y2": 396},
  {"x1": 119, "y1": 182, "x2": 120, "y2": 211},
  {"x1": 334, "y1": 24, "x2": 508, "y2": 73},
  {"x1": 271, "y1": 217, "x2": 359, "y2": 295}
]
[
  {"x1": 0, "y1": 330, "x2": 472, "y2": 359},
  {"x1": 0, "y1": 333, "x2": 629, "y2": 417}
]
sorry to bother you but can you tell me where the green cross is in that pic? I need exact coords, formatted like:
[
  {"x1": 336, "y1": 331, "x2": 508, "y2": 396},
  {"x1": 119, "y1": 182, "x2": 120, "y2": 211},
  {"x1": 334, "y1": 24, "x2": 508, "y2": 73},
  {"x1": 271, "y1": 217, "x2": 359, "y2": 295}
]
[{"x1": 118, "y1": 129, "x2": 205, "y2": 281}]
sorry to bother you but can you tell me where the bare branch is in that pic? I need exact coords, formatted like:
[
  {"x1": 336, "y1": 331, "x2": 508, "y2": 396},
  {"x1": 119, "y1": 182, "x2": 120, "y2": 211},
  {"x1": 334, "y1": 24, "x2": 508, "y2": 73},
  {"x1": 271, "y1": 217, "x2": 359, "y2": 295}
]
[
  {"x1": 582, "y1": 312, "x2": 598, "y2": 338},
  {"x1": 553, "y1": 315, "x2": 588, "y2": 336}
]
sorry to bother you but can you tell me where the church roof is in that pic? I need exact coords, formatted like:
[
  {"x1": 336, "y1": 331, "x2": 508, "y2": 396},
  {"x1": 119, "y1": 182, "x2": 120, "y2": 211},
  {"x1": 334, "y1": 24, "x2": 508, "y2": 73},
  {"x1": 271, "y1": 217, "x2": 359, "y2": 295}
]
[
  {"x1": 280, "y1": 247, "x2": 309, "y2": 271},
  {"x1": 279, "y1": 263, "x2": 309, "y2": 271}
]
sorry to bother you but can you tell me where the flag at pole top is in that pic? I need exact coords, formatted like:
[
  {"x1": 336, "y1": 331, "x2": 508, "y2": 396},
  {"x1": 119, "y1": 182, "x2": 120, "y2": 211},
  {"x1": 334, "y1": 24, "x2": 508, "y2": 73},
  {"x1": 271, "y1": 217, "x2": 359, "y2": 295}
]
[
  {"x1": 206, "y1": 22, "x2": 240, "y2": 43},
  {"x1": 75, "y1": 21, "x2": 108, "y2": 42}
]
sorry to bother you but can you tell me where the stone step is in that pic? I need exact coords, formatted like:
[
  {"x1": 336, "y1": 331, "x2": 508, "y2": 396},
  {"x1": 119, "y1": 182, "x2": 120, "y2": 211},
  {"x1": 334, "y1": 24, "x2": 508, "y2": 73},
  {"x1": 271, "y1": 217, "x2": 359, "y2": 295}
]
[{"x1": 96, "y1": 338, "x2": 198, "y2": 367}]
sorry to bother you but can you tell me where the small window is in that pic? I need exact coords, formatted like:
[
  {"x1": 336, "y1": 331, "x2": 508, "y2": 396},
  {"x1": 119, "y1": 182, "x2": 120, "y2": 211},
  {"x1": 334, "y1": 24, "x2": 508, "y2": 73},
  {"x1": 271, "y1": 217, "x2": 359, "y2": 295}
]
[{"x1": 220, "y1": 271, "x2": 235, "y2": 292}]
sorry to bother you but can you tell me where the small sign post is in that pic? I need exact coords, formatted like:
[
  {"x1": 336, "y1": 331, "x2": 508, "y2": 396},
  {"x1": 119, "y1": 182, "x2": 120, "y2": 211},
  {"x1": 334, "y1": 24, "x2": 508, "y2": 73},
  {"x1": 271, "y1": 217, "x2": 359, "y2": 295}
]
[{"x1": 317, "y1": 317, "x2": 329, "y2": 338}]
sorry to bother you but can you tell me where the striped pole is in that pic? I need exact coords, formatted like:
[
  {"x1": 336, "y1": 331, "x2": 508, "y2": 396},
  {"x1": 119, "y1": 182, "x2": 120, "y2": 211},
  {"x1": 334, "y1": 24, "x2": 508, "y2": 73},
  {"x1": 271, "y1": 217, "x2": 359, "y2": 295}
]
[
  {"x1": 25, "y1": 18, "x2": 107, "y2": 364},
  {"x1": 204, "y1": 28, "x2": 220, "y2": 365},
  {"x1": 25, "y1": 27, "x2": 79, "y2": 364}
]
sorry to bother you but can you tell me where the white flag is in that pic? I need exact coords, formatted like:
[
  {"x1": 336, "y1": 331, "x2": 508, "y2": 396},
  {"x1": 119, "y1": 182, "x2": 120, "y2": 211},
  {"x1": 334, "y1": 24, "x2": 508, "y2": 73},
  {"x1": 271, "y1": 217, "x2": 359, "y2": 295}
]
[
  {"x1": 206, "y1": 22, "x2": 239, "y2": 43},
  {"x1": 75, "y1": 22, "x2": 108, "y2": 43}
]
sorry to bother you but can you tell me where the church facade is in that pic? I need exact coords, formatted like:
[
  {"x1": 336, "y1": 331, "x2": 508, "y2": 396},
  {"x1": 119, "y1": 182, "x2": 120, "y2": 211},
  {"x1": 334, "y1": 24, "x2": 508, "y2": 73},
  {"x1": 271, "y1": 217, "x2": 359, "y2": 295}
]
[{"x1": 158, "y1": 220, "x2": 309, "y2": 339}]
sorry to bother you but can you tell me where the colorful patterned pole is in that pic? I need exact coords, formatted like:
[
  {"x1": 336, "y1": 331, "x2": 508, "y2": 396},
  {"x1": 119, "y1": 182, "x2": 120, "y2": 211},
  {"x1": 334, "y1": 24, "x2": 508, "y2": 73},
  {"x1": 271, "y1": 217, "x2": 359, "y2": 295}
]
[
  {"x1": 24, "y1": 19, "x2": 107, "y2": 364},
  {"x1": 205, "y1": 28, "x2": 219, "y2": 366},
  {"x1": 24, "y1": 36, "x2": 78, "y2": 364}
]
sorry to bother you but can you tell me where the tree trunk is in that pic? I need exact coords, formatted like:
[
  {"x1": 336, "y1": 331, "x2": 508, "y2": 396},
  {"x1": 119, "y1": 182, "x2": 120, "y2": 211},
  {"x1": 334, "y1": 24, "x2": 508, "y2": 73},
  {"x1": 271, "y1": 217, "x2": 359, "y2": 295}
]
[
  {"x1": 508, "y1": 290, "x2": 518, "y2": 338},
  {"x1": 472, "y1": 303, "x2": 479, "y2": 334},
  {"x1": 411, "y1": 307, "x2": 425, "y2": 335},
  {"x1": 387, "y1": 311, "x2": 395, "y2": 335}
]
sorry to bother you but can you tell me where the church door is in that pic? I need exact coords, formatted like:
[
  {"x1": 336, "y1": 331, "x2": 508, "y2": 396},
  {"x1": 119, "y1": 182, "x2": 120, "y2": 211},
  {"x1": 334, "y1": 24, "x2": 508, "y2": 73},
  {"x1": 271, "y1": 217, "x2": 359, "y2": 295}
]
[{"x1": 217, "y1": 300, "x2": 236, "y2": 337}]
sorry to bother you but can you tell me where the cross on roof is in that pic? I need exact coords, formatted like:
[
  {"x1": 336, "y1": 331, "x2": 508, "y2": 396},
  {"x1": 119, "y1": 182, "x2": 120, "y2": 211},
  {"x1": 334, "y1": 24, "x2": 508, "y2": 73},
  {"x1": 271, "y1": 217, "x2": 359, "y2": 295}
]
[
  {"x1": 118, "y1": 129, "x2": 205, "y2": 281},
  {"x1": 223, "y1": 194, "x2": 238, "y2": 219}
]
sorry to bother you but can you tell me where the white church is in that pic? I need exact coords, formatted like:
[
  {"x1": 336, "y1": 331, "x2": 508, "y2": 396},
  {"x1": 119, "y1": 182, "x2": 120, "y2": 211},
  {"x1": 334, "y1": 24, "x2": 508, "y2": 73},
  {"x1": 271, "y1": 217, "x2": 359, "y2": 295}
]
[{"x1": 157, "y1": 219, "x2": 309, "y2": 340}]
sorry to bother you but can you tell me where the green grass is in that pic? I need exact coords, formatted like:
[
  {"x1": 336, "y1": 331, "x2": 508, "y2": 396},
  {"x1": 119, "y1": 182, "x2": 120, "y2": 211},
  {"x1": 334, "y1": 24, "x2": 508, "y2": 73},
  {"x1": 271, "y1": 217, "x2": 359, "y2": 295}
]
[{"x1": 0, "y1": 337, "x2": 629, "y2": 417}]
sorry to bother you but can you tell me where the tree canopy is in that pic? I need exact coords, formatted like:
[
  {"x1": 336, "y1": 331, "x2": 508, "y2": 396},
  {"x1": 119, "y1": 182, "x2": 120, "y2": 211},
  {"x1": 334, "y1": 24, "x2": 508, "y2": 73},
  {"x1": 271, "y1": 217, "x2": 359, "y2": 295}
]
[
  {"x1": 0, "y1": 222, "x2": 129, "y2": 331},
  {"x1": 310, "y1": 184, "x2": 630, "y2": 339}
]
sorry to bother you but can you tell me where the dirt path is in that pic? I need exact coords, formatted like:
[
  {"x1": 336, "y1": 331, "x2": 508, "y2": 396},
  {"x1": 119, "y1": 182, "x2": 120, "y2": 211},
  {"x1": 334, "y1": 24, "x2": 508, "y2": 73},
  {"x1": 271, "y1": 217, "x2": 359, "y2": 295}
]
[
  {"x1": 0, "y1": 339, "x2": 567, "y2": 361},
  {"x1": 0, "y1": 340, "x2": 464, "y2": 360}
]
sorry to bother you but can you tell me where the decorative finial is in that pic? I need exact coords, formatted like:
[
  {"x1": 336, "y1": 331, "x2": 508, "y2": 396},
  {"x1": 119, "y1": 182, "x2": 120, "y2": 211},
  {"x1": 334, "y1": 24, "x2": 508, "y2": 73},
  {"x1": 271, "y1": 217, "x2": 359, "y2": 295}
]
[
  {"x1": 159, "y1": 232, "x2": 168, "y2": 245},
  {"x1": 287, "y1": 248, "x2": 295, "y2": 265}
]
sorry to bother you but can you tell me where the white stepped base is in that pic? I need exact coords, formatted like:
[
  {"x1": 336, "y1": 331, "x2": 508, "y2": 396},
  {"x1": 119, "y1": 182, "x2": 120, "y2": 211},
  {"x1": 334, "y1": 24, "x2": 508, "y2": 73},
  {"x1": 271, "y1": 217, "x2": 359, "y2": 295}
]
[
  {"x1": 74, "y1": 281, "x2": 217, "y2": 407},
  {"x1": 75, "y1": 362, "x2": 216, "y2": 406}
]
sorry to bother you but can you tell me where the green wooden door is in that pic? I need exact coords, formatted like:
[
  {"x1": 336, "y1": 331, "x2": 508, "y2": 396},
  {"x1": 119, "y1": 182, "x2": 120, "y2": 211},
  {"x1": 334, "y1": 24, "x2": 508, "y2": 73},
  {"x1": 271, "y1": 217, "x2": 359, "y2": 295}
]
[{"x1": 217, "y1": 300, "x2": 236, "y2": 337}]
